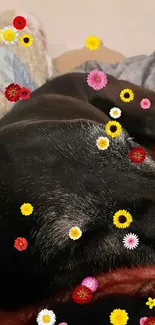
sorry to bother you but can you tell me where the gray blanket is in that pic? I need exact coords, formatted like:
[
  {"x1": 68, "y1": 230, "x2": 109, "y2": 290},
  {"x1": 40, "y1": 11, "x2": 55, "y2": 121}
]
[{"x1": 52, "y1": 52, "x2": 155, "y2": 92}]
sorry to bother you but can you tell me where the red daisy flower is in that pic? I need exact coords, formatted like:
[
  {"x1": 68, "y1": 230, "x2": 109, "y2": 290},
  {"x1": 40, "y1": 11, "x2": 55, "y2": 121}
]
[
  {"x1": 144, "y1": 316, "x2": 155, "y2": 325},
  {"x1": 13, "y1": 16, "x2": 27, "y2": 30},
  {"x1": 19, "y1": 87, "x2": 31, "y2": 100},
  {"x1": 5, "y1": 83, "x2": 21, "y2": 102},
  {"x1": 14, "y1": 237, "x2": 28, "y2": 251},
  {"x1": 72, "y1": 285, "x2": 93, "y2": 304},
  {"x1": 129, "y1": 147, "x2": 146, "y2": 164}
]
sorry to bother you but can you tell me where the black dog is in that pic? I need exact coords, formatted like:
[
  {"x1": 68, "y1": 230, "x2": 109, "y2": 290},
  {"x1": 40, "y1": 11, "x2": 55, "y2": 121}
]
[{"x1": 1, "y1": 73, "x2": 155, "y2": 325}]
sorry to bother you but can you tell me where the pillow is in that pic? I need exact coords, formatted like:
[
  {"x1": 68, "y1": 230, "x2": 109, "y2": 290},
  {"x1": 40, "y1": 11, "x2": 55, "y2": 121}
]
[{"x1": 0, "y1": 9, "x2": 52, "y2": 119}]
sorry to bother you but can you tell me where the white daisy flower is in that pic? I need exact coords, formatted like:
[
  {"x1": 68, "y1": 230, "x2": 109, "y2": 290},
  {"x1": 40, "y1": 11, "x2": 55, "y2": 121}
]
[
  {"x1": 2, "y1": 25, "x2": 19, "y2": 45},
  {"x1": 123, "y1": 233, "x2": 139, "y2": 250},
  {"x1": 109, "y1": 107, "x2": 121, "y2": 119},
  {"x1": 36, "y1": 309, "x2": 56, "y2": 325},
  {"x1": 0, "y1": 29, "x2": 3, "y2": 42}
]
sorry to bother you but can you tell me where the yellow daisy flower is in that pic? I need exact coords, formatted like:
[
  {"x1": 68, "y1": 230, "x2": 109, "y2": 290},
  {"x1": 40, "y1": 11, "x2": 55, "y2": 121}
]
[
  {"x1": 110, "y1": 309, "x2": 129, "y2": 325},
  {"x1": 19, "y1": 34, "x2": 33, "y2": 47},
  {"x1": 2, "y1": 25, "x2": 19, "y2": 45},
  {"x1": 20, "y1": 203, "x2": 34, "y2": 216},
  {"x1": 85, "y1": 36, "x2": 101, "y2": 50},
  {"x1": 120, "y1": 88, "x2": 134, "y2": 103},
  {"x1": 146, "y1": 297, "x2": 155, "y2": 309},
  {"x1": 105, "y1": 121, "x2": 122, "y2": 138},
  {"x1": 113, "y1": 210, "x2": 133, "y2": 229},
  {"x1": 69, "y1": 226, "x2": 82, "y2": 240},
  {"x1": 96, "y1": 136, "x2": 109, "y2": 150}
]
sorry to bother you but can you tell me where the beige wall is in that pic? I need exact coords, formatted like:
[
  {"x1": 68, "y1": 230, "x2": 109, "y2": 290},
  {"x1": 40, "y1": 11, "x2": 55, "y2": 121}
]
[{"x1": 1, "y1": 0, "x2": 155, "y2": 58}]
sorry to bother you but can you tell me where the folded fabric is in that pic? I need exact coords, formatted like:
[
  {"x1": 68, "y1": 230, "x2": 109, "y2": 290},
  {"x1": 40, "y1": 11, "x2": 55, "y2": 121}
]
[{"x1": 73, "y1": 52, "x2": 155, "y2": 91}]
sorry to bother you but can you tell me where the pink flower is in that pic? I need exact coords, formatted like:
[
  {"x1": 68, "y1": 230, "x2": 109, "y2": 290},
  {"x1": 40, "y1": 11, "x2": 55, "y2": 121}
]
[
  {"x1": 123, "y1": 233, "x2": 139, "y2": 250},
  {"x1": 58, "y1": 323, "x2": 68, "y2": 325},
  {"x1": 140, "y1": 98, "x2": 151, "y2": 109},
  {"x1": 81, "y1": 277, "x2": 98, "y2": 293},
  {"x1": 87, "y1": 69, "x2": 108, "y2": 90},
  {"x1": 139, "y1": 317, "x2": 148, "y2": 325}
]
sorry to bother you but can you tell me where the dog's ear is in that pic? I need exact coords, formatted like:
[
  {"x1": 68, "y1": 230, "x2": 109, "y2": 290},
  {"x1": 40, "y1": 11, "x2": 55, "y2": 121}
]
[{"x1": 87, "y1": 74, "x2": 155, "y2": 149}]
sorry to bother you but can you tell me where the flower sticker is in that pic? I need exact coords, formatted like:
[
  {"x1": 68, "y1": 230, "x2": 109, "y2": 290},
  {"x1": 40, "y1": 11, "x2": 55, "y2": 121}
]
[
  {"x1": 139, "y1": 317, "x2": 148, "y2": 325},
  {"x1": 14, "y1": 237, "x2": 28, "y2": 251},
  {"x1": 140, "y1": 98, "x2": 151, "y2": 110},
  {"x1": 123, "y1": 233, "x2": 139, "y2": 250},
  {"x1": 36, "y1": 309, "x2": 56, "y2": 325},
  {"x1": 146, "y1": 297, "x2": 155, "y2": 309},
  {"x1": 110, "y1": 309, "x2": 129, "y2": 325},
  {"x1": 105, "y1": 121, "x2": 122, "y2": 138},
  {"x1": 113, "y1": 210, "x2": 133, "y2": 229},
  {"x1": 129, "y1": 147, "x2": 146, "y2": 164},
  {"x1": 4, "y1": 83, "x2": 21, "y2": 102},
  {"x1": 120, "y1": 89, "x2": 134, "y2": 103},
  {"x1": 87, "y1": 69, "x2": 108, "y2": 90},
  {"x1": 72, "y1": 285, "x2": 93, "y2": 304},
  {"x1": 81, "y1": 277, "x2": 98, "y2": 293},
  {"x1": 13, "y1": 16, "x2": 26, "y2": 30},
  {"x1": 20, "y1": 87, "x2": 31, "y2": 100},
  {"x1": 20, "y1": 34, "x2": 33, "y2": 47},
  {"x1": 69, "y1": 226, "x2": 82, "y2": 240},
  {"x1": 143, "y1": 317, "x2": 155, "y2": 325},
  {"x1": 109, "y1": 107, "x2": 122, "y2": 119},
  {"x1": 20, "y1": 203, "x2": 34, "y2": 216},
  {"x1": 2, "y1": 25, "x2": 19, "y2": 45},
  {"x1": 96, "y1": 136, "x2": 109, "y2": 150},
  {"x1": 85, "y1": 36, "x2": 101, "y2": 50}
]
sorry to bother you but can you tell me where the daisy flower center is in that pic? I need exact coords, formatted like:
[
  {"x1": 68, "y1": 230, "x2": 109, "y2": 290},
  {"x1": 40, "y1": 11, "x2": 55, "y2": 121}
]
[
  {"x1": 99, "y1": 139, "x2": 107, "y2": 146},
  {"x1": 132, "y1": 152, "x2": 142, "y2": 160},
  {"x1": 8, "y1": 89, "x2": 17, "y2": 96},
  {"x1": 95, "y1": 77, "x2": 100, "y2": 82},
  {"x1": 42, "y1": 315, "x2": 51, "y2": 323},
  {"x1": 124, "y1": 92, "x2": 130, "y2": 98},
  {"x1": 23, "y1": 37, "x2": 29, "y2": 43},
  {"x1": 128, "y1": 238, "x2": 134, "y2": 244},
  {"x1": 119, "y1": 215, "x2": 127, "y2": 223},
  {"x1": 72, "y1": 230, "x2": 79, "y2": 236},
  {"x1": 110, "y1": 125, "x2": 117, "y2": 132},
  {"x1": 113, "y1": 110, "x2": 118, "y2": 116},
  {"x1": 3, "y1": 29, "x2": 16, "y2": 42},
  {"x1": 78, "y1": 289, "x2": 86, "y2": 298}
]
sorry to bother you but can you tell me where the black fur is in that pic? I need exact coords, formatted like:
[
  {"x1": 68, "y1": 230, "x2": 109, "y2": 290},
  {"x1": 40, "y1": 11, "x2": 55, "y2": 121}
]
[{"x1": 1, "y1": 73, "x2": 155, "y2": 324}]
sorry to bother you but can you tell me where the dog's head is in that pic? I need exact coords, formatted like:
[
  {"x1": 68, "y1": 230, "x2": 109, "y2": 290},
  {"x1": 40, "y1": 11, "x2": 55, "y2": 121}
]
[{"x1": 0, "y1": 117, "x2": 155, "y2": 308}]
